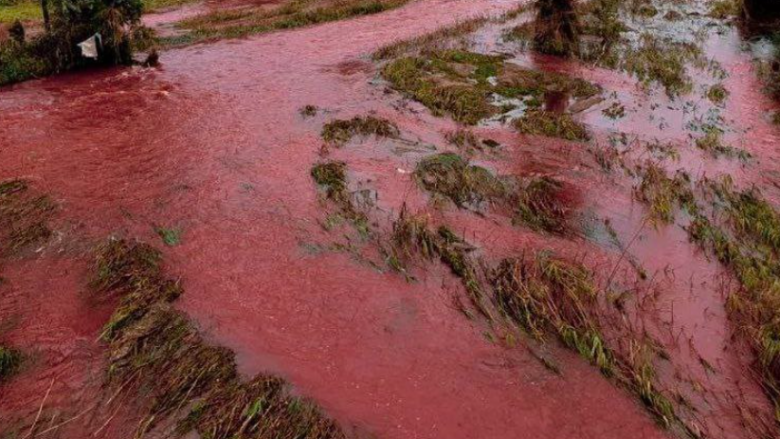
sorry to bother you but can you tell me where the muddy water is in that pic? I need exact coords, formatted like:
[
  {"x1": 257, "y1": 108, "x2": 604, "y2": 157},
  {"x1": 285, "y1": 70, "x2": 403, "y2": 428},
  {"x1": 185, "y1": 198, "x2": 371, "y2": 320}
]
[{"x1": 1, "y1": 0, "x2": 778, "y2": 438}]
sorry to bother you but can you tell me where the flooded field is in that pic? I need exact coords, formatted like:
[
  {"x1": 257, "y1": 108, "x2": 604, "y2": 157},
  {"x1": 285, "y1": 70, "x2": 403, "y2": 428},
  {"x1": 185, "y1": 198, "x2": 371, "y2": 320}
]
[{"x1": 2, "y1": 0, "x2": 780, "y2": 438}]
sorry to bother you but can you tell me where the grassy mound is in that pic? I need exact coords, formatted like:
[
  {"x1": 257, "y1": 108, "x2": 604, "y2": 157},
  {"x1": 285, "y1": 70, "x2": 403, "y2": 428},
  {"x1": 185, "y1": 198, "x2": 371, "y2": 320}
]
[
  {"x1": 93, "y1": 238, "x2": 345, "y2": 438},
  {"x1": 321, "y1": 115, "x2": 399, "y2": 145}
]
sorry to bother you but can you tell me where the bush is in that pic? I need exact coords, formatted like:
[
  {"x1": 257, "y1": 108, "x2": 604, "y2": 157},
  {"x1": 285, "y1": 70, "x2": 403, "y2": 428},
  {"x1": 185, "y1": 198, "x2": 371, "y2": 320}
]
[{"x1": 0, "y1": 0, "x2": 144, "y2": 86}]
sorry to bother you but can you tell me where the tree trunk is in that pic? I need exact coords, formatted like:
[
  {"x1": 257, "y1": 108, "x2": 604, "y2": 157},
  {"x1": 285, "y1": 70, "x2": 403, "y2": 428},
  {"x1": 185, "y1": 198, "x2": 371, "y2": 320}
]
[
  {"x1": 41, "y1": 0, "x2": 51, "y2": 32},
  {"x1": 534, "y1": 0, "x2": 579, "y2": 56}
]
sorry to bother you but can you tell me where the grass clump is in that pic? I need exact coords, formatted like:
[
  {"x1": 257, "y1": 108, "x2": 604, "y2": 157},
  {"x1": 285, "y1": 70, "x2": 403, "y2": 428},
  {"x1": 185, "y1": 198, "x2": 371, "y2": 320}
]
[
  {"x1": 311, "y1": 161, "x2": 349, "y2": 203},
  {"x1": 414, "y1": 153, "x2": 504, "y2": 208},
  {"x1": 515, "y1": 177, "x2": 570, "y2": 234},
  {"x1": 390, "y1": 207, "x2": 491, "y2": 318},
  {"x1": 707, "y1": 83, "x2": 729, "y2": 104},
  {"x1": 685, "y1": 183, "x2": 780, "y2": 421},
  {"x1": 94, "y1": 238, "x2": 346, "y2": 438},
  {"x1": 496, "y1": 64, "x2": 600, "y2": 100},
  {"x1": 311, "y1": 161, "x2": 369, "y2": 236},
  {"x1": 0, "y1": 179, "x2": 55, "y2": 254},
  {"x1": 633, "y1": 163, "x2": 696, "y2": 224},
  {"x1": 620, "y1": 34, "x2": 701, "y2": 97},
  {"x1": 694, "y1": 130, "x2": 751, "y2": 160},
  {"x1": 382, "y1": 54, "x2": 498, "y2": 125},
  {"x1": 0, "y1": 346, "x2": 23, "y2": 381},
  {"x1": 491, "y1": 254, "x2": 682, "y2": 428},
  {"x1": 321, "y1": 115, "x2": 399, "y2": 145},
  {"x1": 172, "y1": 0, "x2": 411, "y2": 47},
  {"x1": 492, "y1": 254, "x2": 613, "y2": 372},
  {"x1": 514, "y1": 109, "x2": 590, "y2": 141},
  {"x1": 92, "y1": 239, "x2": 182, "y2": 340}
]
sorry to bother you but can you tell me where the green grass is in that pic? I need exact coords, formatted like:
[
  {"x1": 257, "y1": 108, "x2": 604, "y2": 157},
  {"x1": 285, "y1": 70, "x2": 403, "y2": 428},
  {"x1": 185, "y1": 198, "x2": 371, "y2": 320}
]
[
  {"x1": 620, "y1": 34, "x2": 701, "y2": 98},
  {"x1": 168, "y1": 0, "x2": 411, "y2": 47},
  {"x1": 707, "y1": 83, "x2": 729, "y2": 104},
  {"x1": 694, "y1": 130, "x2": 751, "y2": 160},
  {"x1": 0, "y1": 1, "x2": 41, "y2": 24}
]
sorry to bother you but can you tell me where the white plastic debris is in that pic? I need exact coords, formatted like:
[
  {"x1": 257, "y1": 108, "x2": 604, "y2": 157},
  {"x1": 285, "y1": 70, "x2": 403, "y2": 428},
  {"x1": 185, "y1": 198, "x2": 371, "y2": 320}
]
[{"x1": 78, "y1": 33, "x2": 102, "y2": 59}]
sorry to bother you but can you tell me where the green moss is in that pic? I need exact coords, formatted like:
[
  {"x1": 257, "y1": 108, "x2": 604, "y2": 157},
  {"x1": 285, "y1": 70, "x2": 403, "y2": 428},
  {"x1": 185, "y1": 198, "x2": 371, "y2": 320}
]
[
  {"x1": 0, "y1": 0, "x2": 40, "y2": 24},
  {"x1": 321, "y1": 116, "x2": 399, "y2": 145},
  {"x1": 414, "y1": 153, "x2": 504, "y2": 207},
  {"x1": 156, "y1": 227, "x2": 182, "y2": 246},
  {"x1": 514, "y1": 110, "x2": 590, "y2": 141}
]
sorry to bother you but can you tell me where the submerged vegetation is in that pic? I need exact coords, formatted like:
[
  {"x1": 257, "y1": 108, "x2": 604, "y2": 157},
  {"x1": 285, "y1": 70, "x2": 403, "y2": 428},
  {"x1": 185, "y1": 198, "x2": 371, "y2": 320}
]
[
  {"x1": 514, "y1": 109, "x2": 589, "y2": 141},
  {"x1": 0, "y1": 346, "x2": 23, "y2": 381},
  {"x1": 413, "y1": 153, "x2": 573, "y2": 234},
  {"x1": 321, "y1": 115, "x2": 399, "y2": 145},
  {"x1": 311, "y1": 161, "x2": 370, "y2": 236},
  {"x1": 633, "y1": 163, "x2": 694, "y2": 224},
  {"x1": 414, "y1": 153, "x2": 504, "y2": 208},
  {"x1": 94, "y1": 238, "x2": 345, "y2": 438},
  {"x1": 0, "y1": 179, "x2": 55, "y2": 254},
  {"x1": 685, "y1": 181, "x2": 780, "y2": 421},
  {"x1": 389, "y1": 209, "x2": 684, "y2": 430}
]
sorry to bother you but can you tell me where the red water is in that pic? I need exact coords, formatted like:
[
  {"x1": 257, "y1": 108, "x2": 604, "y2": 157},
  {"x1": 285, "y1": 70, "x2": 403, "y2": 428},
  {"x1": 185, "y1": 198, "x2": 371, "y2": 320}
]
[{"x1": 2, "y1": 0, "x2": 779, "y2": 437}]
